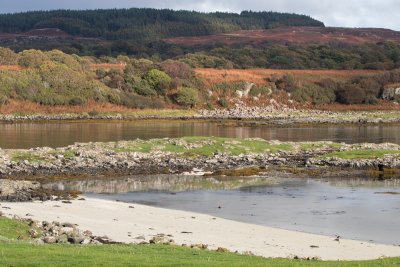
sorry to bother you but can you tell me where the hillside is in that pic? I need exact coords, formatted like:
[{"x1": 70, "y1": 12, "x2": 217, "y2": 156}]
[
  {"x1": 0, "y1": 9, "x2": 324, "y2": 41},
  {"x1": 165, "y1": 27, "x2": 400, "y2": 46},
  {"x1": 1, "y1": 47, "x2": 400, "y2": 112}
]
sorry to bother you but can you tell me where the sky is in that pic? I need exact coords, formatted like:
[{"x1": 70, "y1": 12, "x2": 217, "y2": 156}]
[{"x1": 1, "y1": 0, "x2": 399, "y2": 30}]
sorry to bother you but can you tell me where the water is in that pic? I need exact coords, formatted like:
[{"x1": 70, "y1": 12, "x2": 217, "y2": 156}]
[
  {"x1": 1, "y1": 120, "x2": 400, "y2": 149},
  {"x1": 45, "y1": 175, "x2": 400, "y2": 245},
  {"x1": 5, "y1": 120, "x2": 400, "y2": 245}
]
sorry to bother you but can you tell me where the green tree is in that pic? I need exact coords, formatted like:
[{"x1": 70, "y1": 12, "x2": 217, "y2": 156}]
[
  {"x1": 144, "y1": 69, "x2": 172, "y2": 94},
  {"x1": 174, "y1": 87, "x2": 199, "y2": 107}
]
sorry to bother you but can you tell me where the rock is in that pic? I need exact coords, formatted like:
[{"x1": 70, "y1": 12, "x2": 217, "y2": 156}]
[
  {"x1": 149, "y1": 234, "x2": 174, "y2": 245},
  {"x1": 68, "y1": 236, "x2": 84, "y2": 244},
  {"x1": 191, "y1": 244, "x2": 208, "y2": 250},
  {"x1": 56, "y1": 234, "x2": 69, "y2": 244},
  {"x1": 81, "y1": 238, "x2": 91, "y2": 245},
  {"x1": 83, "y1": 230, "x2": 93, "y2": 236},
  {"x1": 94, "y1": 236, "x2": 113, "y2": 244},
  {"x1": 61, "y1": 222, "x2": 76, "y2": 228},
  {"x1": 216, "y1": 247, "x2": 229, "y2": 253},
  {"x1": 60, "y1": 227, "x2": 75, "y2": 235},
  {"x1": 28, "y1": 228, "x2": 41, "y2": 238},
  {"x1": 43, "y1": 236, "x2": 57, "y2": 244}
]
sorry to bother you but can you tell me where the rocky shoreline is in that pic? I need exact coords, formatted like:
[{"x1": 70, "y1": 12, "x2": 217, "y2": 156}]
[
  {"x1": 0, "y1": 213, "x2": 117, "y2": 245},
  {"x1": 1, "y1": 137, "x2": 399, "y2": 182},
  {"x1": 1, "y1": 107, "x2": 400, "y2": 125}
]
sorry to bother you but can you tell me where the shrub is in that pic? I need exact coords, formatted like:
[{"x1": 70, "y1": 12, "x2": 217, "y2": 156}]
[
  {"x1": 120, "y1": 92, "x2": 166, "y2": 109},
  {"x1": 161, "y1": 60, "x2": 194, "y2": 80},
  {"x1": 18, "y1": 49, "x2": 49, "y2": 68},
  {"x1": 69, "y1": 97, "x2": 85, "y2": 106},
  {"x1": 46, "y1": 50, "x2": 82, "y2": 71},
  {"x1": 0, "y1": 47, "x2": 19, "y2": 65},
  {"x1": 144, "y1": 69, "x2": 172, "y2": 94},
  {"x1": 218, "y1": 98, "x2": 229, "y2": 108},
  {"x1": 292, "y1": 85, "x2": 336, "y2": 105},
  {"x1": 88, "y1": 110, "x2": 99, "y2": 116},
  {"x1": 0, "y1": 94, "x2": 9, "y2": 105},
  {"x1": 336, "y1": 83, "x2": 366, "y2": 104},
  {"x1": 126, "y1": 76, "x2": 157, "y2": 96},
  {"x1": 174, "y1": 87, "x2": 199, "y2": 107},
  {"x1": 249, "y1": 85, "x2": 272, "y2": 97},
  {"x1": 275, "y1": 74, "x2": 300, "y2": 92},
  {"x1": 364, "y1": 95, "x2": 379, "y2": 105}
]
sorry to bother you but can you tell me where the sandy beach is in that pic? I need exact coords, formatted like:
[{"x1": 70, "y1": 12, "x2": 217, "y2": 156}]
[{"x1": 1, "y1": 197, "x2": 400, "y2": 261}]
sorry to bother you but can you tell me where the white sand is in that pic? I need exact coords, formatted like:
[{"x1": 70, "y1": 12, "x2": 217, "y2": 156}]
[{"x1": 1, "y1": 197, "x2": 400, "y2": 260}]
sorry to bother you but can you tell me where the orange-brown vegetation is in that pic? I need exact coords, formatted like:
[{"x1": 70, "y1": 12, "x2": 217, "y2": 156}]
[
  {"x1": 384, "y1": 83, "x2": 400, "y2": 89},
  {"x1": 0, "y1": 64, "x2": 126, "y2": 72},
  {"x1": 0, "y1": 65, "x2": 26, "y2": 71},
  {"x1": 317, "y1": 102, "x2": 400, "y2": 111},
  {"x1": 0, "y1": 100, "x2": 133, "y2": 114},
  {"x1": 195, "y1": 68, "x2": 385, "y2": 87},
  {"x1": 165, "y1": 27, "x2": 400, "y2": 46}
]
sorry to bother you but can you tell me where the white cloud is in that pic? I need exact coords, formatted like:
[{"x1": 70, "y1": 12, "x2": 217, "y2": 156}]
[{"x1": 1, "y1": 0, "x2": 399, "y2": 30}]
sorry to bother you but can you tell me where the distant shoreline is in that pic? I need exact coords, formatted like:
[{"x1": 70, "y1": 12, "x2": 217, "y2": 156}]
[{"x1": 1, "y1": 109, "x2": 400, "y2": 125}]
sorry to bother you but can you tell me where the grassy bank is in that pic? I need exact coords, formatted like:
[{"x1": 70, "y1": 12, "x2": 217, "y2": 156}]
[
  {"x1": 1, "y1": 242, "x2": 400, "y2": 267},
  {"x1": 0, "y1": 217, "x2": 399, "y2": 267}
]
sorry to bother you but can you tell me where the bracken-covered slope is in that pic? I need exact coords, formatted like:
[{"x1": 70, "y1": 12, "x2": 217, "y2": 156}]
[
  {"x1": 165, "y1": 26, "x2": 400, "y2": 46},
  {"x1": 0, "y1": 9, "x2": 324, "y2": 41}
]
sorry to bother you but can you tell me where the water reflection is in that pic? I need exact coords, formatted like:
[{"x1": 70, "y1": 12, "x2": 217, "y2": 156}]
[
  {"x1": 1, "y1": 121, "x2": 400, "y2": 149},
  {"x1": 44, "y1": 175, "x2": 278, "y2": 194}
]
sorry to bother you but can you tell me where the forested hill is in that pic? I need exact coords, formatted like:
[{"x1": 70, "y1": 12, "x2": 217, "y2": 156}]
[{"x1": 0, "y1": 8, "x2": 324, "y2": 40}]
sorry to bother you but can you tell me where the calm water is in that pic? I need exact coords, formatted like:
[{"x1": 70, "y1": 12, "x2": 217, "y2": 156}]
[
  {"x1": 45, "y1": 175, "x2": 400, "y2": 245},
  {"x1": 1, "y1": 120, "x2": 400, "y2": 149}
]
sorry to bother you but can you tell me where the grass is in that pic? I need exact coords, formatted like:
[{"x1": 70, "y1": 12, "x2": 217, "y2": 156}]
[
  {"x1": 0, "y1": 242, "x2": 399, "y2": 267},
  {"x1": 323, "y1": 149, "x2": 400, "y2": 159},
  {"x1": 7, "y1": 137, "x2": 400, "y2": 166},
  {"x1": 0, "y1": 217, "x2": 36, "y2": 240},
  {"x1": 0, "y1": 217, "x2": 399, "y2": 266},
  {"x1": 111, "y1": 137, "x2": 293, "y2": 157},
  {"x1": 0, "y1": 100, "x2": 196, "y2": 116},
  {"x1": 11, "y1": 151, "x2": 46, "y2": 163},
  {"x1": 300, "y1": 143, "x2": 343, "y2": 151}
]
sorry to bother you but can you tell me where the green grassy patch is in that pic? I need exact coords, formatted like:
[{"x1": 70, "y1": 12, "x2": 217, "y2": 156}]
[
  {"x1": 0, "y1": 242, "x2": 399, "y2": 267},
  {"x1": 323, "y1": 149, "x2": 400, "y2": 159},
  {"x1": 111, "y1": 137, "x2": 293, "y2": 157},
  {"x1": 0, "y1": 217, "x2": 33, "y2": 240},
  {"x1": 113, "y1": 141, "x2": 155, "y2": 153},
  {"x1": 300, "y1": 143, "x2": 343, "y2": 151},
  {"x1": 11, "y1": 151, "x2": 47, "y2": 163},
  {"x1": 62, "y1": 150, "x2": 77, "y2": 159}
]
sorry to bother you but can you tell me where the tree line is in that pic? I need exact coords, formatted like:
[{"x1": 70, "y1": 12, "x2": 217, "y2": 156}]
[{"x1": 0, "y1": 8, "x2": 324, "y2": 40}]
